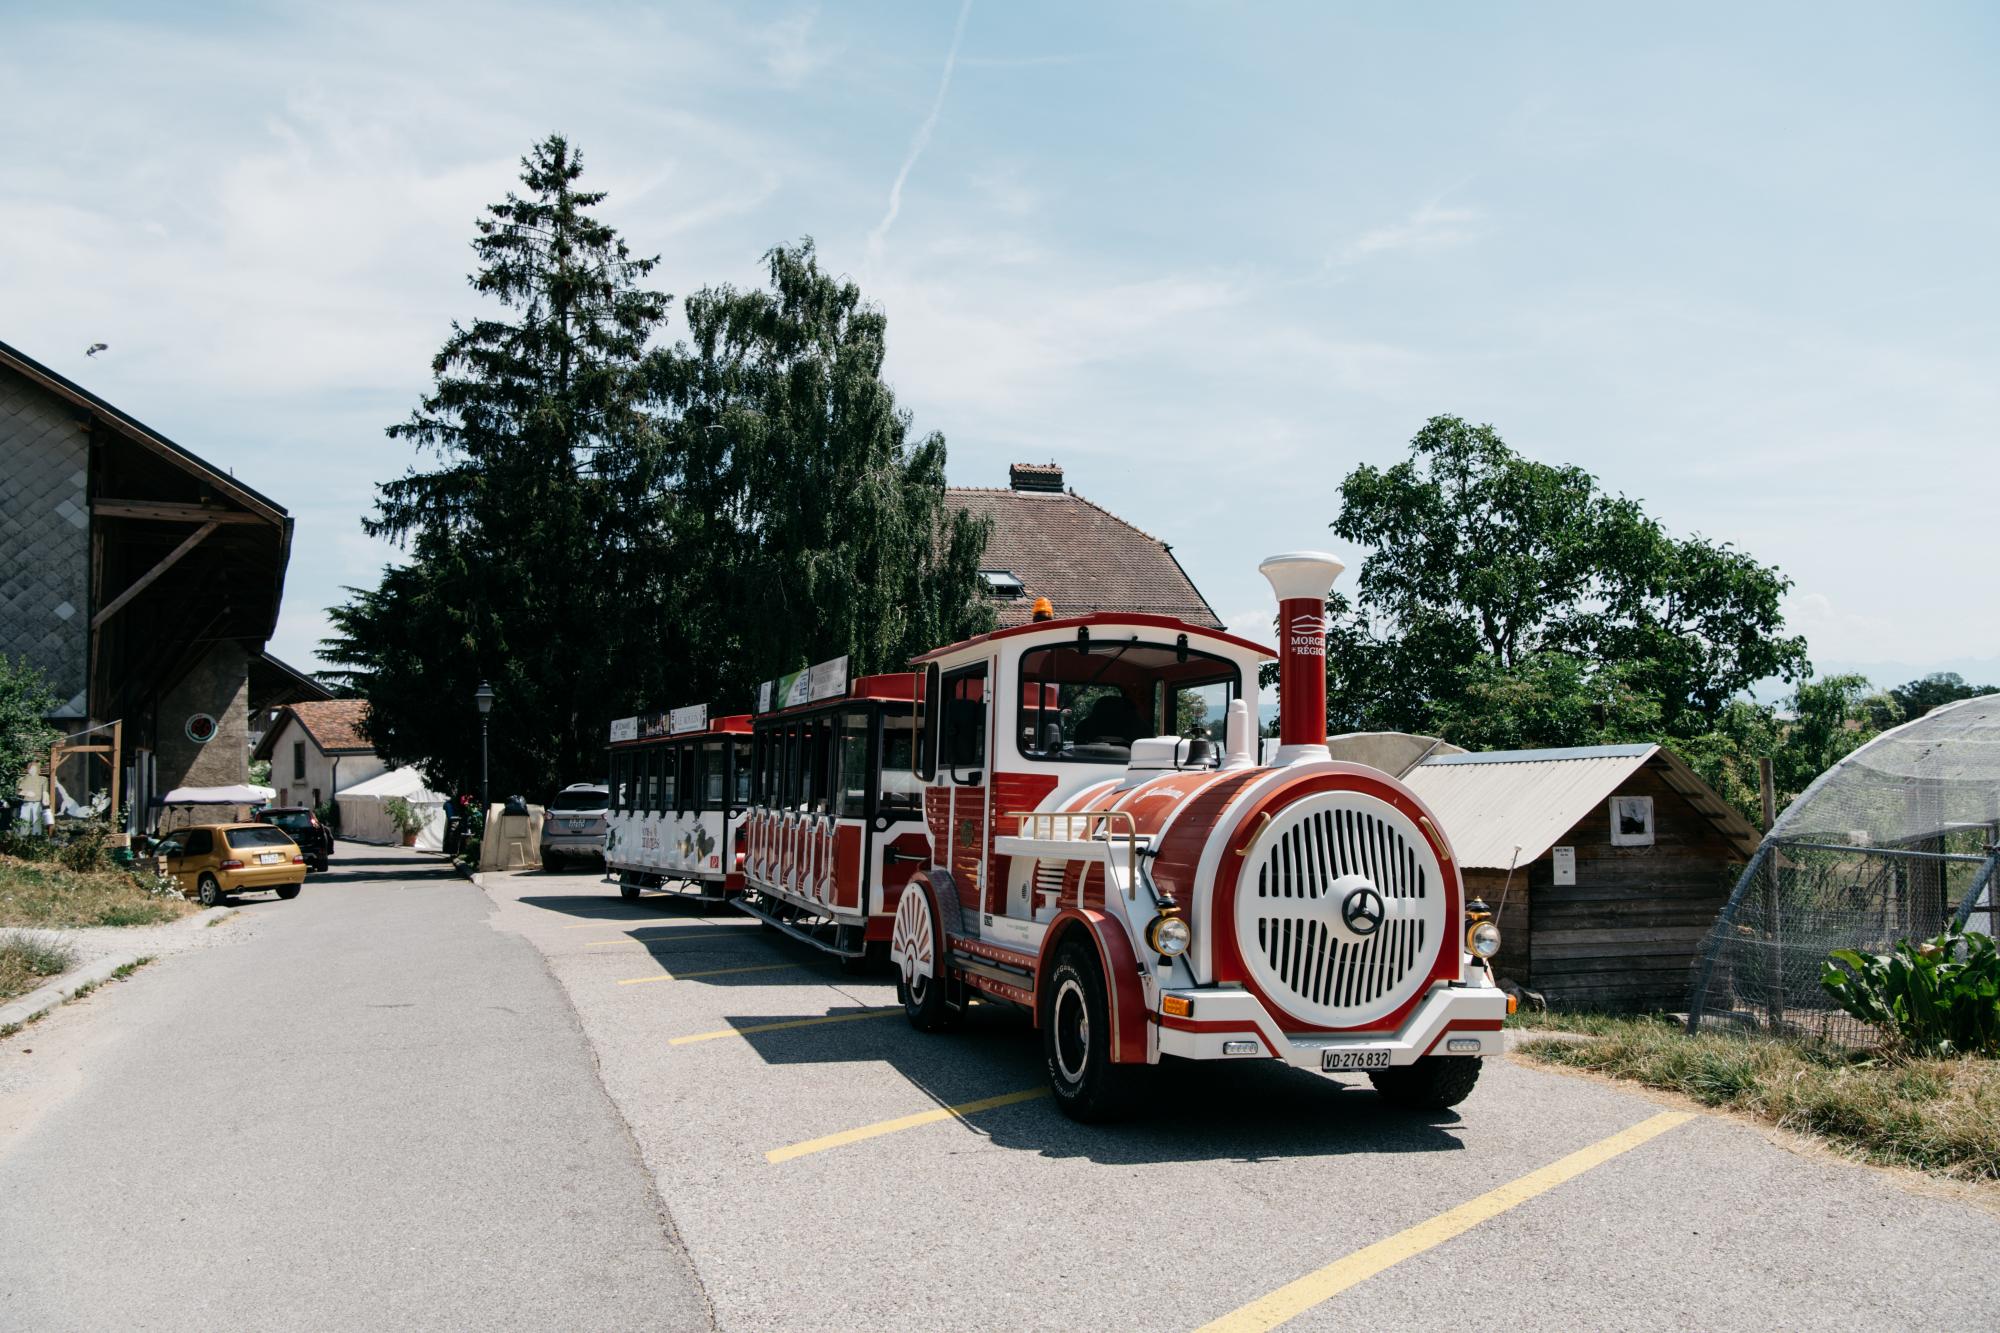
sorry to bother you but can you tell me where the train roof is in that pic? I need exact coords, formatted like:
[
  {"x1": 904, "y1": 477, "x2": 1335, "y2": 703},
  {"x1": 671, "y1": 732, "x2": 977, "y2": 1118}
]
[
  {"x1": 909, "y1": 612, "x2": 1276, "y2": 666},
  {"x1": 608, "y1": 711, "x2": 752, "y2": 746},
  {"x1": 753, "y1": 672, "x2": 917, "y2": 721}
]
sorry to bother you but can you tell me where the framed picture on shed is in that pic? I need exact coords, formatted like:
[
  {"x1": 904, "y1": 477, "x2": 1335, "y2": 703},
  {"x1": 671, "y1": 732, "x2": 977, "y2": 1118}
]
[{"x1": 1609, "y1": 794, "x2": 1655, "y2": 846}]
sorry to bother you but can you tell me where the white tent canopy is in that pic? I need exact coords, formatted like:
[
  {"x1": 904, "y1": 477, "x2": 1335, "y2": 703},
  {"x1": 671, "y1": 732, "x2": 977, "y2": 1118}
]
[
  {"x1": 335, "y1": 767, "x2": 447, "y2": 850},
  {"x1": 159, "y1": 784, "x2": 277, "y2": 805}
]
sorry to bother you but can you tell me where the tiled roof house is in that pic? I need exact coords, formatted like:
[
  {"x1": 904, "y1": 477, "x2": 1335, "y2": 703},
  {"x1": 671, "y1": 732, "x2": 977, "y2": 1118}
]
[
  {"x1": 253, "y1": 699, "x2": 387, "y2": 809},
  {"x1": 946, "y1": 463, "x2": 1223, "y2": 629}
]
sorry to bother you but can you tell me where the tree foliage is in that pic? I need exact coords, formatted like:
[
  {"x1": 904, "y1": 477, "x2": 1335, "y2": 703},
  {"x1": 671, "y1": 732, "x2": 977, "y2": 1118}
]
[
  {"x1": 1890, "y1": 672, "x2": 1997, "y2": 722},
  {"x1": 646, "y1": 240, "x2": 991, "y2": 705},
  {"x1": 0, "y1": 654, "x2": 58, "y2": 801},
  {"x1": 325, "y1": 143, "x2": 988, "y2": 796},
  {"x1": 1325, "y1": 416, "x2": 1808, "y2": 741}
]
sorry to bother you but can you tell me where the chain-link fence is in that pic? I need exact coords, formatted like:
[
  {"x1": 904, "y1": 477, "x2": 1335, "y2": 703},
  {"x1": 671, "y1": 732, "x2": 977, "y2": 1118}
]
[{"x1": 1688, "y1": 695, "x2": 2000, "y2": 1043}]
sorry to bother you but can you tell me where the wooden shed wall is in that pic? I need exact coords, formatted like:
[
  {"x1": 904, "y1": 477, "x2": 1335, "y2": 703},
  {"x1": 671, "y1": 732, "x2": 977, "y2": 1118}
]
[{"x1": 1502, "y1": 761, "x2": 1742, "y2": 1010}]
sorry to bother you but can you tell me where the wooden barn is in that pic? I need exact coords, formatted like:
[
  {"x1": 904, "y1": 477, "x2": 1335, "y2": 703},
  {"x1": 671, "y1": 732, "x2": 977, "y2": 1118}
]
[{"x1": 1400, "y1": 744, "x2": 1760, "y2": 1010}]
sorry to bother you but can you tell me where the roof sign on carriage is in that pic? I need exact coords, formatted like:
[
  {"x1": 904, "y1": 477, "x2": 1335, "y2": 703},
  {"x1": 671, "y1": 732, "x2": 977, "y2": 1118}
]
[
  {"x1": 608, "y1": 716, "x2": 639, "y2": 743},
  {"x1": 755, "y1": 655, "x2": 850, "y2": 714},
  {"x1": 669, "y1": 703, "x2": 709, "y2": 735}
]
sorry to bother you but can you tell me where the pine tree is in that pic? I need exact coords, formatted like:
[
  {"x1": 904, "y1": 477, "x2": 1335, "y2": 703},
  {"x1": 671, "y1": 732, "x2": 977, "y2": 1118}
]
[{"x1": 325, "y1": 135, "x2": 674, "y2": 795}]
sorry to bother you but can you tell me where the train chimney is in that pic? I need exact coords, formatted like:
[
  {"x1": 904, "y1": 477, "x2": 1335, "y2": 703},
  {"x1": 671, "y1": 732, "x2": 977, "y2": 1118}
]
[{"x1": 1258, "y1": 551, "x2": 1346, "y2": 765}]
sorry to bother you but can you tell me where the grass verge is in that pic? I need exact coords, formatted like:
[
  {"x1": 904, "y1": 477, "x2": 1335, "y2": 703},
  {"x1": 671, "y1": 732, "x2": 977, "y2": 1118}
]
[
  {"x1": 0, "y1": 931, "x2": 79, "y2": 1004},
  {"x1": 1515, "y1": 1015, "x2": 2000, "y2": 1181},
  {"x1": 0, "y1": 855, "x2": 195, "y2": 929}
]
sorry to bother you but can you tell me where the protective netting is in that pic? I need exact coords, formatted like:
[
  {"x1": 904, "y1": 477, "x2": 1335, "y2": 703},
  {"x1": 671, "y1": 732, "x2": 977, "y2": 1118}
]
[{"x1": 1688, "y1": 696, "x2": 2000, "y2": 1043}]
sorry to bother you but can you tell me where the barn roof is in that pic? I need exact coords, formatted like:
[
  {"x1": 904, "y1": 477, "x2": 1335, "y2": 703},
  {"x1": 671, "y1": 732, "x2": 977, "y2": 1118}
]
[
  {"x1": 1402, "y1": 743, "x2": 1760, "y2": 869},
  {"x1": 946, "y1": 463, "x2": 1222, "y2": 629}
]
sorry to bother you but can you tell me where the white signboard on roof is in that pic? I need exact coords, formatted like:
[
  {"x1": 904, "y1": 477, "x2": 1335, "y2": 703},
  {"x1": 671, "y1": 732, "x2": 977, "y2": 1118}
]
[
  {"x1": 608, "y1": 716, "x2": 639, "y2": 743},
  {"x1": 669, "y1": 703, "x2": 709, "y2": 735}
]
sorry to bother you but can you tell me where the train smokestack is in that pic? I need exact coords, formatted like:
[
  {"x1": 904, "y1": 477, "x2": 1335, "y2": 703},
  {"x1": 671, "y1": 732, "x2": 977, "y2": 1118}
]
[{"x1": 1258, "y1": 551, "x2": 1346, "y2": 764}]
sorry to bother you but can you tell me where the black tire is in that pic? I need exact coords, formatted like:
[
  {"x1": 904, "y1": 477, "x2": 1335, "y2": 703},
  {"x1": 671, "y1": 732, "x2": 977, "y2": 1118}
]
[
  {"x1": 276, "y1": 883, "x2": 301, "y2": 900},
  {"x1": 311, "y1": 855, "x2": 328, "y2": 873},
  {"x1": 1367, "y1": 1056, "x2": 1483, "y2": 1110},
  {"x1": 1041, "y1": 938, "x2": 1139, "y2": 1122},
  {"x1": 197, "y1": 874, "x2": 225, "y2": 908},
  {"x1": 619, "y1": 876, "x2": 641, "y2": 901}
]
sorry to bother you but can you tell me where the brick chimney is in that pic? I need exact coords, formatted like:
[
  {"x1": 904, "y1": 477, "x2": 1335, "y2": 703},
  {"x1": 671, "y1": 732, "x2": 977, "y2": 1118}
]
[{"x1": 1008, "y1": 462, "x2": 1064, "y2": 492}]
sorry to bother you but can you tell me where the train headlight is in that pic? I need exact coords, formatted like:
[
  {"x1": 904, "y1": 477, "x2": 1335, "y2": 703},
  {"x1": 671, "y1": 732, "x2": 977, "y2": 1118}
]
[
  {"x1": 1147, "y1": 914, "x2": 1193, "y2": 957},
  {"x1": 1467, "y1": 921, "x2": 1502, "y2": 958}
]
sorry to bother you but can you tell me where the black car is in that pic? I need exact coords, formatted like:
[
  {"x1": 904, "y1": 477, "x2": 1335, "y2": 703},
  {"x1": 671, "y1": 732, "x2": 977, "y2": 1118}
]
[{"x1": 255, "y1": 806, "x2": 333, "y2": 872}]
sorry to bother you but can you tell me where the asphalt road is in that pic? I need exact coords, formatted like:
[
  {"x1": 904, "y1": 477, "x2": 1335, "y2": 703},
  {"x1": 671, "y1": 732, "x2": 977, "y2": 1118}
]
[
  {"x1": 7, "y1": 851, "x2": 1999, "y2": 1331},
  {"x1": 0, "y1": 847, "x2": 710, "y2": 1332},
  {"x1": 493, "y1": 866, "x2": 2000, "y2": 1333}
]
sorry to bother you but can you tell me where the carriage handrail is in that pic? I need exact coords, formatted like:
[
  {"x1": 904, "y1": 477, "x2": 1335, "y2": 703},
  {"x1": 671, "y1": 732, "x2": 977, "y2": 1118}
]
[{"x1": 1005, "y1": 809, "x2": 1140, "y2": 897}]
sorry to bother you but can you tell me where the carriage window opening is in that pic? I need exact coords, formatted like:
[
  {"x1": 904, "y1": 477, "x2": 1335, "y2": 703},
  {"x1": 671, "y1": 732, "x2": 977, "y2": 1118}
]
[
  {"x1": 733, "y1": 739, "x2": 753, "y2": 807},
  {"x1": 835, "y1": 711, "x2": 871, "y2": 820},
  {"x1": 654, "y1": 744, "x2": 672, "y2": 812},
  {"x1": 782, "y1": 725, "x2": 801, "y2": 807},
  {"x1": 702, "y1": 741, "x2": 725, "y2": 809},
  {"x1": 1017, "y1": 641, "x2": 1239, "y2": 764},
  {"x1": 645, "y1": 749, "x2": 662, "y2": 812},
  {"x1": 939, "y1": 665, "x2": 988, "y2": 779},
  {"x1": 676, "y1": 745, "x2": 696, "y2": 813},
  {"x1": 879, "y1": 711, "x2": 920, "y2": 814}
]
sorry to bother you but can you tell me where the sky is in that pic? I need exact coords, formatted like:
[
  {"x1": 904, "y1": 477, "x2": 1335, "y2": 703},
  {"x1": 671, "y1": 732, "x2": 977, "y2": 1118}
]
[{"x1": 4, "y1": 1, "x2": 1996, "y2": 689}]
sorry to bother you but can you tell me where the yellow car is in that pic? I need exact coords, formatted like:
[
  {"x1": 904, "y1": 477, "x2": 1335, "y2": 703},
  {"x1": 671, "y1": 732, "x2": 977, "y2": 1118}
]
[{"x1": 156, "y1": 823, "x2": 308, "y2": 907}]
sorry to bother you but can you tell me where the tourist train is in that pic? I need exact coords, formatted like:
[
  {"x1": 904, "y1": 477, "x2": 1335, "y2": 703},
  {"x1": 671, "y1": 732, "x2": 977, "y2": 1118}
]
[{"x1": 605, "y1": 552, "x2": 1509, "y2": 1119}]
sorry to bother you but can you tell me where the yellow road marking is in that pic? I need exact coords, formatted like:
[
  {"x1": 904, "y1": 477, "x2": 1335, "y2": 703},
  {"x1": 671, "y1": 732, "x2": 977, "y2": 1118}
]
[
  {"x1": 668, "y1": 1007, "x2": 902, "y2": 1046},
  {"x1": 1194, "y1": 1110, "x2": 1695, "y2": 1332},
  {"x1": 767, "y1": 1087, "x2": 1049, "y2": 1164},
  {"x1": 617, "y1": 963, "x2": 800, "y2": 985}
]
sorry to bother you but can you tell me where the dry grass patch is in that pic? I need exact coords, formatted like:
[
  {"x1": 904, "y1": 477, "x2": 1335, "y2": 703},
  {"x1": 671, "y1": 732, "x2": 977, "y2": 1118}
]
[
  {"x1": 0, "y1": 854, "x2": 196, "y2": 930},
  {"x1": 1517, "y1": 1016, "x2": 2000, "y2": 1181},
  {"x1": 0, "y1": 930, "x2": 78, "y2": 1004}
]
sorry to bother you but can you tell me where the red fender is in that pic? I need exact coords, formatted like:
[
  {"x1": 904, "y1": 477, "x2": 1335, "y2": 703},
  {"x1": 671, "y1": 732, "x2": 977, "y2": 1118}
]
[{"x1": 1035, "y1": 907, "x2": 1148, "y2": 1065}]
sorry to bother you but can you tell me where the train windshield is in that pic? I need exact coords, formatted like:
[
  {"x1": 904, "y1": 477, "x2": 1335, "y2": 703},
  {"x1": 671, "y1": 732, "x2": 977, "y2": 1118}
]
[{"x1": 1016, "y1": 640, "x2": 1239, "y2": 764}]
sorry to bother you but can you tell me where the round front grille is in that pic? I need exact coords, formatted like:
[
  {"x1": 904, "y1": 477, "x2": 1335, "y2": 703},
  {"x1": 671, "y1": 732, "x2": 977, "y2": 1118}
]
[{"x1": 1233, "y1": 790, "x2": 1447, "y2": 1028}]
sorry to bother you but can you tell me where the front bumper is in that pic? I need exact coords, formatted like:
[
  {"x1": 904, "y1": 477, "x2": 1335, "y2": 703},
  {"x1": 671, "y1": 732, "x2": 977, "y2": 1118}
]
[{"x1": 1153, "y1": 977, "x2": 1507, "y2": 1068}]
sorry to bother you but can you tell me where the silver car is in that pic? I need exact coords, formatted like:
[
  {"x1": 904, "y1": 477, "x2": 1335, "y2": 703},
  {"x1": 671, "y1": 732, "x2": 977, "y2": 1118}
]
[{"x1": 542, "y1": 783, "x2": 610, "y2": 870}]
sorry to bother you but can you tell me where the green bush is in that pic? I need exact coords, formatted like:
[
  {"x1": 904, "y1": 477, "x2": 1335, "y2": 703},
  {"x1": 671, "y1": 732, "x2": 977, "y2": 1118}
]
[{"x1": 1822, "y1": 927, "x2": 2000, "y2": 1057}]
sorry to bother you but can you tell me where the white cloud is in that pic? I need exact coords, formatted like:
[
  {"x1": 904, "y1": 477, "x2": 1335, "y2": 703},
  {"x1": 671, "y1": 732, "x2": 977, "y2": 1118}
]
[
  {"x1": 756, "y1": 4, "x2": 834, "y2": 88},
  {"x1": 1336, "y1": 202, "x2": 1483, "y2": 265}
]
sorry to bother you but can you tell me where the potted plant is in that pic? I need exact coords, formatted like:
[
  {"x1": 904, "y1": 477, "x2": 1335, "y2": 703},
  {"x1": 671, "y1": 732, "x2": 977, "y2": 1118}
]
[{"x1": 384, "y1": 796, "x2": 424, "y2": 847}]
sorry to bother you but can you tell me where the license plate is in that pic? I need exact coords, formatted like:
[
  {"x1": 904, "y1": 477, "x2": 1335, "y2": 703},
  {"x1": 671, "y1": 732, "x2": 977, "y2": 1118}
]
[
  {"x1": 565, "y1": 819, "x2": 586, "y2": 830},
  {"x1": 258, "y1": 853, "x2": 282, "y2": 864},
  {"x1": 1322, "y1": 1049, "x2": 1390, "y2": 1071}
]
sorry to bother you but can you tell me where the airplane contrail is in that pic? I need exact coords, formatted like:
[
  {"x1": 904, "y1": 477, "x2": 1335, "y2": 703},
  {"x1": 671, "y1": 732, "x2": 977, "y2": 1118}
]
[{"x1": 867, "y1": 0, "x2": 973, "y2": 260}]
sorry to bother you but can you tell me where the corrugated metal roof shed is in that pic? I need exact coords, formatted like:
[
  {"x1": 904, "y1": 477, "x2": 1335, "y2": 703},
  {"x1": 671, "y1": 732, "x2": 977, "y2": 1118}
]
[{"x1": 1403, "y1": 743, "x2": 1760, "y2": 869}]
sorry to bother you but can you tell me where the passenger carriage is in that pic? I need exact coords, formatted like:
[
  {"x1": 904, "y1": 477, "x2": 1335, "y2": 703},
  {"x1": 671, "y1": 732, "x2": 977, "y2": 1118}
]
[
  {"x1": 887, "y1": 553, "x2": 1511, "y2": 1121},
  {"x1": 604, "y1": 705, "x2": 753, "y2": 901},
  {"x1": 737, "y1": 658, "x2": 928, "y2": 967}
]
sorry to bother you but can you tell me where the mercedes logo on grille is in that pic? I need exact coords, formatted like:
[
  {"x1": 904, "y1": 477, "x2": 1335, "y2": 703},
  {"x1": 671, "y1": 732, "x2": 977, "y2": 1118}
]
[{"x1": 1341, "y1": 886, "x2": 1385, "y2": 936}]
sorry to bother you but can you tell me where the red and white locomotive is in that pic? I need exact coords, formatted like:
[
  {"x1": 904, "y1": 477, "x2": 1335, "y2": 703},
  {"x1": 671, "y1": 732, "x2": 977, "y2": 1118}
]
[{"x1": 884, "y1": 552, "x2": 1508, "y2": 1119}]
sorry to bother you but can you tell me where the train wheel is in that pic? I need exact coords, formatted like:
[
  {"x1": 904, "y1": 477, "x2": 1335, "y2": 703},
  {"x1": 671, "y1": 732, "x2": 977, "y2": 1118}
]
[
  {"x1": 618, "y1": 873, "x2": 640, "y2": 901},
  {"x1": 1042, "y1": 938, "x2": 1137, "y2": 1123},
  {"x1": 1367, "y1": 1056, "x2": 1482, "y2": 1110},
  {"x1": 892, "y1": 883, "x2": 956, "y2": 1032}
]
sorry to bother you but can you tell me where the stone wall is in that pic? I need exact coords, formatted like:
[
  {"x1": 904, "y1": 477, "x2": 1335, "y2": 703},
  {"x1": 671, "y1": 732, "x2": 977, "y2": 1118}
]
[{"x1": 156, "y1": 640, "x2": 251, "y2": 790}]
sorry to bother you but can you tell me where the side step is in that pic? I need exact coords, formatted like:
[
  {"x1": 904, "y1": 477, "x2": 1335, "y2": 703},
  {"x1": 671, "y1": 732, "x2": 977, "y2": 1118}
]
[
  {"x1": 733, "y1": 893, "x2": 866, "y2": 959},
  {"x1": 950, "y1": 949, "x2": 1035, "y2": 1006}
]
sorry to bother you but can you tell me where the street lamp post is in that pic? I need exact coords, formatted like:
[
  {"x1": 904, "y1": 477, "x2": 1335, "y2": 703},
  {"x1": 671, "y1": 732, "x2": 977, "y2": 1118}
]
[{"x1": 474, "y1": 681, "x2": 495, "y2": 812}]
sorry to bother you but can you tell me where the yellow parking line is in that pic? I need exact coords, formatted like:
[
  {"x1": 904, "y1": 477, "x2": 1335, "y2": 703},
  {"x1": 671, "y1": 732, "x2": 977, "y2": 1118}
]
[
  {"x1": 617, "y1": 963, "x2": 800, "y2": 985},
  {"x1": 767, "y1": 1087, "x2": 1049, "y2": 1164},
  {"x1": 1194, "y1": 1110, "x2": 1695, "y2": 1332},
  {"x1": 668, "y1": 1007, "x2": 902, "y2": 1046}
]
